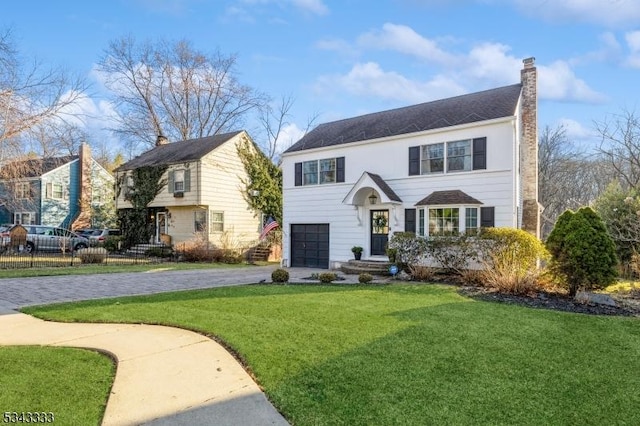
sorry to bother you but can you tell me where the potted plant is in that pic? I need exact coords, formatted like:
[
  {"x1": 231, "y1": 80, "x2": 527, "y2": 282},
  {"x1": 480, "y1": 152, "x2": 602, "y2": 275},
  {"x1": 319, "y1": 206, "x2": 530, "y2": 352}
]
[{"x1": 351, "y1": 246, "x2": 363, "y2": 260}]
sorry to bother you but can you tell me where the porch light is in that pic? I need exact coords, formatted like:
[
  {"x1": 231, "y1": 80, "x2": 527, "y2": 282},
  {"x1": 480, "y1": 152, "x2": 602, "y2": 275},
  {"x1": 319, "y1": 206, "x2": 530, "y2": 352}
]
[{"x1": 368, "y1": 191, "x2": 378, "y2": 205}]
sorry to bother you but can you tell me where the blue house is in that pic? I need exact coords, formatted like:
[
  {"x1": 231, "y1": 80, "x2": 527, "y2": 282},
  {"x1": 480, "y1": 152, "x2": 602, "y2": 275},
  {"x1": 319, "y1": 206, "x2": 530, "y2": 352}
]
[{"x1": 0, "y1": 144, "x2": 115, "y2": 229}]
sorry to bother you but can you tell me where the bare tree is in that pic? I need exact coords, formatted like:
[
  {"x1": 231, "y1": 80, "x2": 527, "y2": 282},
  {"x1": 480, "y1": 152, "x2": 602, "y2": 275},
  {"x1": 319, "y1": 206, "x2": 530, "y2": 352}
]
[
  {"x1": 0, "y1": 29, "x2": 89, "y2": 164},
  {"x1": 255, "y1": 94, "x2": 319, "y2": 162},
  {"x1": 595, "y1": 108, "x2": 640, "y2": 190},
  {"x1": 538, "y1": 125, "x2": 612, "y2": 238},
  {"x1": 25, "y1": 121, "x2": 89, "y2": 157},
  {"x1": 98, "y1": 36, "x2": 268, "y2": 154}
]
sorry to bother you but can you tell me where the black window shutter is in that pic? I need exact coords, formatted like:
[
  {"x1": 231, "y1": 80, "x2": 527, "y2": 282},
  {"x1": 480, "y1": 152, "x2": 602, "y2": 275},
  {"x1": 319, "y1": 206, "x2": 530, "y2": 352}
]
[
  {"x1": 336, "y1": 157, "x2": 345, "y2": 183},
  {"x1": 408, "y1": 146, "x2": 420, "y2": 175},
  {"x1": 480, "y1": 206, "x2": 495, "y2": 228},
  {"x1": 473, "y1": 137, "x2": 487, "y2": 170},
  {"x1": 405, "y1": 209, "x2": 416, "y2": 233},
  {"x1": 294, "y1": 162, "x2": 302, "y2": 186}
]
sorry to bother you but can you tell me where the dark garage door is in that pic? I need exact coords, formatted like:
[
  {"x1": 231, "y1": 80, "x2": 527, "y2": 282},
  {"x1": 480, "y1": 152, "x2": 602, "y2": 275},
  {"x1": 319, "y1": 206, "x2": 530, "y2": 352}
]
[{"x1": 291, "y1": 224, "x2": 329, "y2": 268}]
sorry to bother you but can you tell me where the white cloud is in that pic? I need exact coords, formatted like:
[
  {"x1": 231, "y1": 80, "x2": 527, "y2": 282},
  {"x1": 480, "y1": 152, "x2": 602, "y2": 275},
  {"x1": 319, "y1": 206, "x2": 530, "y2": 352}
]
[
  {"x1": 625, "y1": 31, "x2": 640, "y2": 68},
  {"x1": 315, "y1": 62, "x2": 465, "y2": 104},
  {"x1": 556, "y1": 118, "x2": 597, "y2": 140},
  {"x1": 538, "y1": 60, "x2": 607, "y2": 103},
  {"x1": 315, "y1": 38, "x2": 359, "y2": 57},
  {"x1": 315, "y1": 23, "x2": 604, "y2": 106},
  {"x1": 463, "y1": 43, "x2": 522, "y2": 85},
  {"x1": 357, "y1": 23, "x2": 457, "y2": 65},
  {"x1": 277, "y1": 123, "x2": 307, "y2": 151}
]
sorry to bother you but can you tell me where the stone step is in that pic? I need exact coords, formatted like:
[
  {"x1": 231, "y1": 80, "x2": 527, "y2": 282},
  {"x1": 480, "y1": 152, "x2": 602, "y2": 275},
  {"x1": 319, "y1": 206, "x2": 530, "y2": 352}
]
[{"x1": 341, "y1": 259, "x2": 392, "y2": 276}]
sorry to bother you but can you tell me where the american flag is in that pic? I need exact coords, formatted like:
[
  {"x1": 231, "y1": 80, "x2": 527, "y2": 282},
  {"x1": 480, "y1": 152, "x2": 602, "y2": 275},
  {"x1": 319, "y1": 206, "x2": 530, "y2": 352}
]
[{"x1": 259, "y1": 217, "x2": 279, "y2": 240}]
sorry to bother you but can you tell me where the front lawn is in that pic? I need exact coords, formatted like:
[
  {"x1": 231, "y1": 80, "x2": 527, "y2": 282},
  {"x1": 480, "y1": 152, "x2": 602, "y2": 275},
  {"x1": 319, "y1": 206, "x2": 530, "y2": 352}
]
[
  {"x1": 0, "y1": 346, "x2": 114, "y2": 425},
  {"x1": 23, "y1": 284, "x2": 640, "y2": 425}
]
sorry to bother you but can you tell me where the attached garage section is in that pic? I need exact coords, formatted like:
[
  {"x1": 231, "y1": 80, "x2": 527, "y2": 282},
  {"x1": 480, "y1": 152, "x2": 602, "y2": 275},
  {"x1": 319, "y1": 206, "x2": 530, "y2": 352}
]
[{"x1": 290, "y1": 224, "x2": 329, "y2": 268}]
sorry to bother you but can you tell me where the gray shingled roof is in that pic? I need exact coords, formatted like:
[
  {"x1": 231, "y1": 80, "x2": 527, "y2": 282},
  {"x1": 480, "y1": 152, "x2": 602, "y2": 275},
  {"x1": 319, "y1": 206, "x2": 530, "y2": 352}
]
[
  {"x1": 415, "y1": 190, "x2": 483, "y2": 206},
  {"x1": 285, "y1": 84, "x2": 522, "y2": 153},
  {"x1": 0, "y1": 156, "x2": 78, "y2": 179},
  {"x1": 367, "y1": 172, "x2": 402, "y2": 202},
  {"x1": 117, "y1": 131, "x2": 242, "y2": 171}
]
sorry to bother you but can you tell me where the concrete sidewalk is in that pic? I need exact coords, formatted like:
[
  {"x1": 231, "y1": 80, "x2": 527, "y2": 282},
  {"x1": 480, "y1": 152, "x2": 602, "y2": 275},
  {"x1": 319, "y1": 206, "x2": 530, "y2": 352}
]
[{"x1": 0, "y1": 311, "x2": 289, "y2": 426}]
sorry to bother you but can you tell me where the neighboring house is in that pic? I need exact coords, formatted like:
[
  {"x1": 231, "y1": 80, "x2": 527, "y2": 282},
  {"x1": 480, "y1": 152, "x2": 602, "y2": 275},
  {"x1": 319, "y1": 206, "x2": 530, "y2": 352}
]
[
  {"x1": 0, "y1": 144, "x2": 115, "y2": 230},
  {"x1": 281, "y1": 58, "x2": 540, "y2": 269},
  {"x1": 114, "y1": 131, "x2": 261, "y2": 247}
]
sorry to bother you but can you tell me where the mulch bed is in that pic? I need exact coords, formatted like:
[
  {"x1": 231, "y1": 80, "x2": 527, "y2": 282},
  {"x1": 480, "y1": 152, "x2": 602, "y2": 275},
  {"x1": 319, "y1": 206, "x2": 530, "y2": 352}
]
[{"x1": 458, "y1": 286, "x2": 640, "y2": 317}]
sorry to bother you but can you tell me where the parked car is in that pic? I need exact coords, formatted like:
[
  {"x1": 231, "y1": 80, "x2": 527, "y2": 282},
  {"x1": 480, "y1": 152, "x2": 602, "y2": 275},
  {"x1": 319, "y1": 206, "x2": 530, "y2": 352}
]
[
  {"x1": 22, "y1": 225, "x2": 90, "y2": 253},
  {"x1": 83, "y1": 228, "x2": 121, "y2": 244}
]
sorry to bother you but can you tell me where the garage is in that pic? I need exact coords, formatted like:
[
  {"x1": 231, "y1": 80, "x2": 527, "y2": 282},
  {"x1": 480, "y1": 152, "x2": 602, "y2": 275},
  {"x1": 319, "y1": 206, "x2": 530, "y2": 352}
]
[{"x1": 290, "y1": 224, "x2": 329, "y2": 268}]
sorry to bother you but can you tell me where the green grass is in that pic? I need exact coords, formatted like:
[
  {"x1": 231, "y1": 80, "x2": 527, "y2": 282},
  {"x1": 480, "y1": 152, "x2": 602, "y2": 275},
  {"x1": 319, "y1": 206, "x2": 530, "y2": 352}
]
[
  {"x1": 0, "y1": 261, "x2": 258, "y2": 279},
  {"x1": 23, "y1": 284, "x2": 640, "y2": 425},
  {"x1": 0, "y1": 346, "x2": 114, "y2": 425}
]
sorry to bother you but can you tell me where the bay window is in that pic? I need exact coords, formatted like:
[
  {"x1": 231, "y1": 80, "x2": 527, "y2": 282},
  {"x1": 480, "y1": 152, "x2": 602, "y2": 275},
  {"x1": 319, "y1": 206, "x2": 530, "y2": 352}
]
[{"x1": 416, "y1": 206, "x2": 482, "y2": 236}]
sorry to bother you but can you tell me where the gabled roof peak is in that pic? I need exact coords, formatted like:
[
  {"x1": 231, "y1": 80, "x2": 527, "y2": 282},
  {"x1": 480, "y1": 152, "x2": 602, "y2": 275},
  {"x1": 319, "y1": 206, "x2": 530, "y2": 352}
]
[{"x1": 117, "y1": 131, "x2": 244, "y2": 171}]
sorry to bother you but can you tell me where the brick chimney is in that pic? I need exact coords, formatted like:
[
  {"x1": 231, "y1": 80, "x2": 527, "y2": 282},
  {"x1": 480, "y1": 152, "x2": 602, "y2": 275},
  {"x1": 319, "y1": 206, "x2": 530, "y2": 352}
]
[
  {"x1": 72, "y1": 143, "x2": 92, "y2": 230},
  {"x1": 520, "y1": 57, "x2": 540, "y2": 238},
  {"x1": 156, "y1": 135, "x2": 169, "y2": 146}
]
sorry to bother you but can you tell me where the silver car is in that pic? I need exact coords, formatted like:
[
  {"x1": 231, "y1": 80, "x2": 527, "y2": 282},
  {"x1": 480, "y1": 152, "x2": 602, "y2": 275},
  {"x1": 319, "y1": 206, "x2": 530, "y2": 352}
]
[{"x1": 23, "y1": 225, "x2": 89, "y2": 253}]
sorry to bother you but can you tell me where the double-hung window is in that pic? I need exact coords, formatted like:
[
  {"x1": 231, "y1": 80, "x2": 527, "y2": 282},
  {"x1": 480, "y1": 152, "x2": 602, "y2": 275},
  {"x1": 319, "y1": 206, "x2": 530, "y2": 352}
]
[
  {"x1": 168, "y1": 169, "x2": 191, "y2": 193},
  {"x1": 174, "y1": 170, "x2": 185, "y2": 192},
  {"x1": 52, "y1": 183, "x2": 63, "y2": 199},
  {"x1": 210, "y1": 211, "x2": 224, "y2": 232},
  {"x1": 465, "y1": 207, "x2": 479, "y2": 234},
  {"x1": 421, "y1": 144, "x2": 444, "y2": 174},
  {"x1": 15, "y1": 182, "x2": 31, "y2": 199},
  {"x1": 409, "y1": 137, "x2": 486, "y2": 175},
  {"x1": 13, "y1": 212, "x2": 34, "y2": 225},
  {"x1": 447, "y1": 140, "x2": 472, "y2": 172},
  {"x1": 303, "y1": 161, "x2": 318, "y2": 185},
  {"x1": 295, "y1": 157, "x2": 345, "y2": 186},
  {"x1": 319, "y1": 158, "x2": 336, "y2": 184}
]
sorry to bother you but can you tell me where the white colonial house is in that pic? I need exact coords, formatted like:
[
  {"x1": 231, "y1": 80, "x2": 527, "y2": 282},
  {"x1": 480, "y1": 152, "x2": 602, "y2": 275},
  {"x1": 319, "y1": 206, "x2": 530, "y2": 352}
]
[
  {"x1": 281, "y1": 58, "x2": 540, "y2": 269},
  {"x1": 115, "y1": 131, "x2": 262, "y2": 247}
]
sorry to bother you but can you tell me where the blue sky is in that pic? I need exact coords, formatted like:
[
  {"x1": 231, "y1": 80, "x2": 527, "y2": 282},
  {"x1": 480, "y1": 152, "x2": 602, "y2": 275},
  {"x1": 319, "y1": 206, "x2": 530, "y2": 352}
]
[{"x1": 4, "y1": 0, "x2": 640, "y2": 155}]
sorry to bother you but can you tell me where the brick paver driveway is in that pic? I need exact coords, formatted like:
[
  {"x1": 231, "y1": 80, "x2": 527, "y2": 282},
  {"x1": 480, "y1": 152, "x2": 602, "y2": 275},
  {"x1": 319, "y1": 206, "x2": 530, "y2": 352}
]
[{"x1": 0, "y1": 265, "x2": 278, "y2": 311}]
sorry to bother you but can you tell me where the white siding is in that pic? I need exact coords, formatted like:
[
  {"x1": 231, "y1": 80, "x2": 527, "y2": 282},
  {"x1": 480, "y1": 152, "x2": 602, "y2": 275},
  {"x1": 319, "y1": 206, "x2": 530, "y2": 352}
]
[{"x1": 282, "y1": 118, "x2": 519, "y2": 267}]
